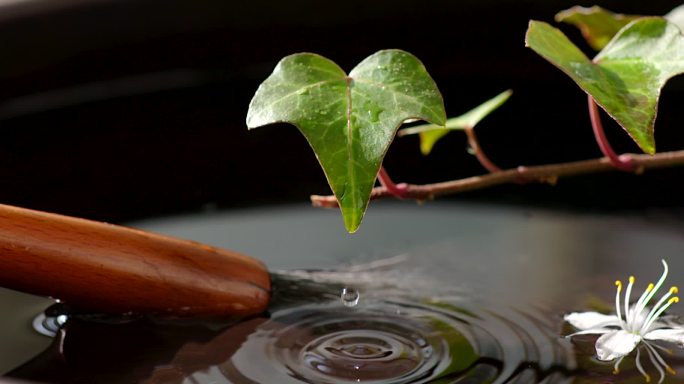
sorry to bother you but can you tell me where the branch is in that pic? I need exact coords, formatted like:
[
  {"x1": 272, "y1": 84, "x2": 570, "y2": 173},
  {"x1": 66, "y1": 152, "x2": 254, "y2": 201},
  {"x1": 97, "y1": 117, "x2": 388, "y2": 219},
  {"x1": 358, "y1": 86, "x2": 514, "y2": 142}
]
[{"x1": 310, "y1": 150, "x2": 684, "y2": 208}]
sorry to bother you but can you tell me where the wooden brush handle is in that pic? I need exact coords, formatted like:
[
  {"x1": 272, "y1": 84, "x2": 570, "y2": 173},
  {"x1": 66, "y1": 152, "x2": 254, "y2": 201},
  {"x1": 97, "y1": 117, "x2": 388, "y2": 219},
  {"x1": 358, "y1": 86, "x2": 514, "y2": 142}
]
[{"x1": 0, "y1": 204, "x2": 270, "y2": 316}]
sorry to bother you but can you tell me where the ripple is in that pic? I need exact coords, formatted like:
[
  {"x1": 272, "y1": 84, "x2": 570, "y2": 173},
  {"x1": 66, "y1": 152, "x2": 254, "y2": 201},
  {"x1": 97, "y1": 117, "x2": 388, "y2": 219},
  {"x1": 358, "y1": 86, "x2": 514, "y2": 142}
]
[{"x1": 217, "y1": 299, "x2": 576, "y2": 383}]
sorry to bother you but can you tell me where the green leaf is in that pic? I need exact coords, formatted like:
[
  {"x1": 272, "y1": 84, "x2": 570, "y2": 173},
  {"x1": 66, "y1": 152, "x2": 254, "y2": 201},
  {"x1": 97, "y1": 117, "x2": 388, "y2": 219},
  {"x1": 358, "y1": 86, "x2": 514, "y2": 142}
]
[
  {"x1": 526, "y1": 18, "x2": 684, "y2": 154},
  {"x1": 246, "y1": 50, "x2": 445, "y2": 232},
  {"x1": 556, "y1": 5, "x2": 684, "y2": 51},
  {"x1": 399, "y1": 90, "x2": 512, "y2": 155},
  {"x1": 555, "y1": 6, "x2": 642, "y2": 50}
]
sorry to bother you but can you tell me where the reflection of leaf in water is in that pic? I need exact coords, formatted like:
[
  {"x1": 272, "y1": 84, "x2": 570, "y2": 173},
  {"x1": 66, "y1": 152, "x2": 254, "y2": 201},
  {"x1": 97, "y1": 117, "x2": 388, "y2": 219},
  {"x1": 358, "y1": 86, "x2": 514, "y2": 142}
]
[
  {"x1": 420, "y1": 305, "x2": 480, "y2": 382},
  {"x1": 425, "y1": 300, "x2": 481, "y2": 321},
  {"x1": 583, "y1": 295, "x2": 613, "y2": 314}
]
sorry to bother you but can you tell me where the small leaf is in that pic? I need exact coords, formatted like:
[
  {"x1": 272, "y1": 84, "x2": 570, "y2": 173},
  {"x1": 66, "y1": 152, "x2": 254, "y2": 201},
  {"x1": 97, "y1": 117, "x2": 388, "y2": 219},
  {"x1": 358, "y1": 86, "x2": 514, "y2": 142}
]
[
  {"x1": 526, "y1": 18, "x2": 684, "y2": 154},
  {"x1": 399, "y1": 90, "x2": 512, "y2": 155},
  {"x1": 247, "y1": 50, "x2": 445, "y2": 232},
  {"x1": 555, "y1": 6, "x2": 642, "y2": 50}
]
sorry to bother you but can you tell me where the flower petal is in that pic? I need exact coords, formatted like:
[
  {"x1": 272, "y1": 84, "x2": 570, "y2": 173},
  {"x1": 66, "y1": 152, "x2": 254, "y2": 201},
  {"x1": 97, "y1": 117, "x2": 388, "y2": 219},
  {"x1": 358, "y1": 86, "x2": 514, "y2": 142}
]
[
  {"x1": 595, "y1": 330, "x2": 641, "y2": 361},
  {"x1": 644, "y1": 328, "x2": 684, "y2": 346},
  {"x1": 564, "y1": 312, "x2": 620, "y2": 331}
]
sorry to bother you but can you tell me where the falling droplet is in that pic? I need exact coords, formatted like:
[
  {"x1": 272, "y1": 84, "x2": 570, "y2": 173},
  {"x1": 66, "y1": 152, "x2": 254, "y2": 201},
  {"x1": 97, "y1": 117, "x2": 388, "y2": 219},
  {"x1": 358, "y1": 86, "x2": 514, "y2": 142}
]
[
  {"x1": 32, "y1": 312, "x2": 68, "y2": 337},
  {"x1": 341, "y1": 287, "x2": 360, "y2": 307}
]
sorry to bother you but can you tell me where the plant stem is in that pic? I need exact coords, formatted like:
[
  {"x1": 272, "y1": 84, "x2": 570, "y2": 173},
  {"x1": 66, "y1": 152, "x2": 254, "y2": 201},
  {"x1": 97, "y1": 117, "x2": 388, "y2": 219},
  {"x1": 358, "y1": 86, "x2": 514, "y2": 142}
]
[
  {"x1": 377, "y1": 166, "x2": 408, "y2": 198},
  {"x1": 464, "y1": 127, "x2": 501, "y2": 173},
  {"x1": 588, "y1": 95, "x2": 638, "y2": 172},
  {"x1": 310, "y1": 150, "x2": 684, "y2": 208}
]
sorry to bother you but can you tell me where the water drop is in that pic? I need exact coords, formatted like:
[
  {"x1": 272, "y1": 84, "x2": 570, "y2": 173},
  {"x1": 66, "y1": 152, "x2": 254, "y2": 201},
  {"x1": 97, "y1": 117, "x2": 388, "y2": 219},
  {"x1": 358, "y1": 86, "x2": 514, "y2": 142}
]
[
  {"x1": 32, "y1": 312, "x2": 68, "y2": 337},
  {"x1": 341, "y1": 288, "x2": 360, "y2": 307}
]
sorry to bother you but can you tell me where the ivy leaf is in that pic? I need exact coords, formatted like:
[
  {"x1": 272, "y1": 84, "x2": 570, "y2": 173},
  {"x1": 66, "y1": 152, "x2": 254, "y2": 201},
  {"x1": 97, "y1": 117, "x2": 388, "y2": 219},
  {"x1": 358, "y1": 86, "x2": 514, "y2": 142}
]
[
  {"x1": 526, "y1": 18, "x2": 684, "y2": 154},
  {"x1": 398, "y1": 90, "x2": 512, "y2": 155},
  {"x1": 555, "y1": 6, "x2": 642, "y2": 50},
  {"x1": 557, "y1": 5, "x2": 684, "y2": 51},
  {"x1": 246, "y1": 50, "x2": 445, "y2": 233}
]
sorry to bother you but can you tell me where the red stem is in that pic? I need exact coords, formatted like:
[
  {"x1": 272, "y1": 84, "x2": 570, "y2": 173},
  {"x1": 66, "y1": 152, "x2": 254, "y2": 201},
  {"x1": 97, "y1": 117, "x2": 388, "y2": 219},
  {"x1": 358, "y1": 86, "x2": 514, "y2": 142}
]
[
  {"x1": 464, "y1": 127, "x2": 501, "y2": 173},
  {"x1": 377, "y1": 166, "x2": 408, "y2": 198},
  {"x1": 588, "y1": 95, "x2": 637, "y2": 172}
]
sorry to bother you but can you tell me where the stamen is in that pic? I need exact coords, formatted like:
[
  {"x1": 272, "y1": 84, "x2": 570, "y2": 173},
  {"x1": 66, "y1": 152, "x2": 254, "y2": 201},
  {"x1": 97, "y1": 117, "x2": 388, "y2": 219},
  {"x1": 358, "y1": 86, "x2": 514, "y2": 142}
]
[
  {"x1": 625, "y1": 276, "x2": 635, "y2": 327},
  {"x1": 632, "y1": 282, "x2": 655, "y2": 325},
  {"x1": 635, "y1": 348, "x2": 651, "y2": 382},
  {"x1": 615, "y1": 280, "x2": 625, "y2": 326},
  {"x1": 644, "y1": 343, "x2": 667, "y2": 384},
  {"x1": 641, "y1": 261, "x2": 670, "y2": 317},
  {"x1": 635, "y1": 261, "x2": 670, "y2": 333},
  {"x1": 613, "y1": 355, "x2": 624, "y2": 375},
  {"x1": 642, "y1": 297, "x2": 679, "y2": 333},
  {"x1": 648, "y1": 342, "x2": 673, "y2": 355},
  {"x1": 641, "y1": 290, "x2": 676, "y2": 333},
  {"x1": 644, "y1": 260, "x2": 670, "y2": 305}
]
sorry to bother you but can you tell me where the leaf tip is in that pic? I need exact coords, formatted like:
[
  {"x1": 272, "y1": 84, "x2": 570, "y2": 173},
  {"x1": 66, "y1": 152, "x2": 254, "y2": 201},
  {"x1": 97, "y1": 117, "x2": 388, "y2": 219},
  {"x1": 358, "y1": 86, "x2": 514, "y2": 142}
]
[
  {"x1": 525, "y1": 20, "x2": 544, "y2": 47},
  {"x1": 419, "y1": 133, "x2": 434, "y2": 155},
  {"x1": 343, "y1": 215, "x2": 362, "y2": 234}
]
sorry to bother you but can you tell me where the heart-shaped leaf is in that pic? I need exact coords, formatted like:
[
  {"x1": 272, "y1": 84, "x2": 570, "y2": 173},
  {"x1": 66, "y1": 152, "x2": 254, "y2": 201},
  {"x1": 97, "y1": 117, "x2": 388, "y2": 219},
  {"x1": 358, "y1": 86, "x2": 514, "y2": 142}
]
[
  {"x1": 246, "y1": 50, "x2": 445, "y2": 232},
  {"x1": 399, "y1": 90, "x2": 512, "y2": 155},
  {"x1": 526, "y1": 18, "x2": 684, "y2": 154},
  {"x1": 555, "y1": 6, "x2": 641, "y2": 50}
]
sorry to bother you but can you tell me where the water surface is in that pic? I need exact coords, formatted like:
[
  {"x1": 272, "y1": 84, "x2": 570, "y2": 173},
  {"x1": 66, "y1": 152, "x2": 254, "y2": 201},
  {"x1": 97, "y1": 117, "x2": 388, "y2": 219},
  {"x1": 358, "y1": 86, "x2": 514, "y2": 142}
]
[{"x1": 4, "y1": 202, "x2": 684, "y2": 383}]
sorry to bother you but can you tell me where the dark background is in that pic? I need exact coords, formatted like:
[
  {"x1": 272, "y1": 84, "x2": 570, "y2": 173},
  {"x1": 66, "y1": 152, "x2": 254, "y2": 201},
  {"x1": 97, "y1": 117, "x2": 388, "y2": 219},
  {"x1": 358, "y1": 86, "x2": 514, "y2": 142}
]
[{"x1": 0, "y1": 0, "x2": 683, "y2": 223}]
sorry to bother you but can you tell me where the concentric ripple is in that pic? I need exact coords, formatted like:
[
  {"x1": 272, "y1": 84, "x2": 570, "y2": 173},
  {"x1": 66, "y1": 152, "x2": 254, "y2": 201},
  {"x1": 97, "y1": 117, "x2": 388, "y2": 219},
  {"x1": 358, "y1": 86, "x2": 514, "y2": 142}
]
[
  {"x1": 217, "y1": 300, "x2": 576, "y2": 384},
  {"x1": 272, "y1": 308, "x2": 447, "y2": 383}
]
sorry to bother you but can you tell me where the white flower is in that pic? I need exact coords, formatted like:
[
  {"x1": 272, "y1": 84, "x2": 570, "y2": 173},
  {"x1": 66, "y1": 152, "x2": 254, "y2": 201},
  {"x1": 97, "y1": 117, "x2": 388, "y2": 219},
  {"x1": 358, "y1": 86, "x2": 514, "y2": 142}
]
[{"x1": 565, "y1": 260, "x2": 684, "y2": 383}]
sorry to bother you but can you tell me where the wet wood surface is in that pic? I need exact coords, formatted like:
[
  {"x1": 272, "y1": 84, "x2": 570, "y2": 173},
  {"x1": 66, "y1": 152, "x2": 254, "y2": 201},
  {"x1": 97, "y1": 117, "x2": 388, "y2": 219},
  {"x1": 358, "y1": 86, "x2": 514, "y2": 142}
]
[{"x1": 0, "y1": 204, "x2": 271, "y2": 316}]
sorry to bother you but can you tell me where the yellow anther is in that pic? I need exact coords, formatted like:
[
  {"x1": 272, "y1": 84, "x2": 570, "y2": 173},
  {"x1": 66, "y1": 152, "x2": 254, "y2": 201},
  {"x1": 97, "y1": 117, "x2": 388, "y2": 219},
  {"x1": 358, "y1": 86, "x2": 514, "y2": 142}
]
[
  {"x1": 629, "y1": 276, "x2": 635, "y2": 284},
  {"x1": 671, "y1": 286, "x2": 679, "y2": 294},
  {"x1": 613, "y1": 368, "x2": 620, "y2": 375},
  {"x1": 666, "y1": 365, "x2": 677, "y2": 375},
  {"x1": 615, "y1": 280, "x2": 622, "y2": 289},
  {"x1": 645, "y1": 373, "x2": 651, "y2": 382},
  {"x1": 669, "y1": 297, "x2": 679, "y2": 304},
  {"x1": 646, "y1": 283, "x2": 654, "y2": 292}
]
